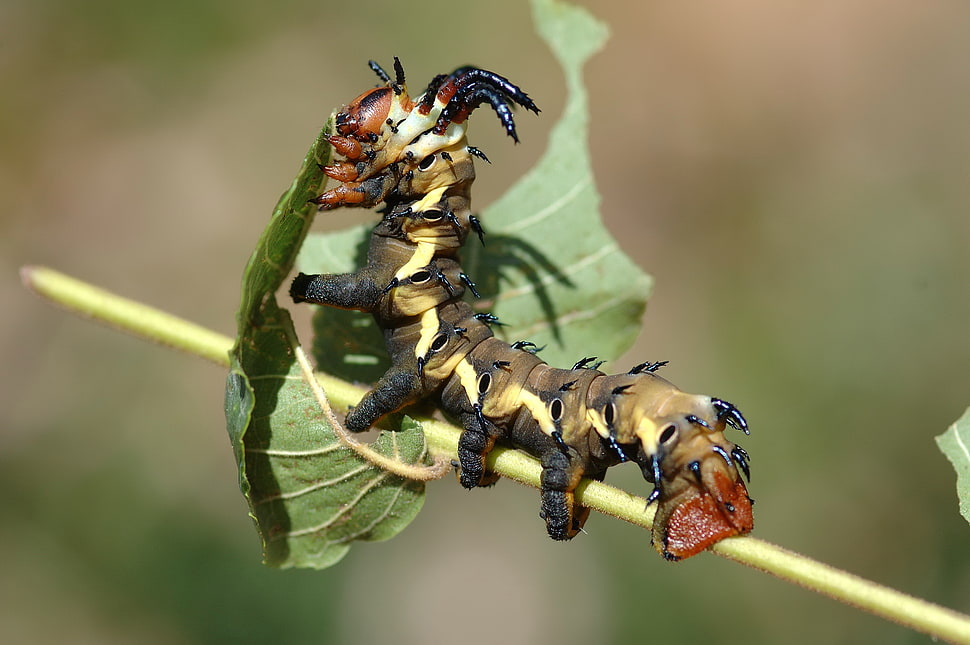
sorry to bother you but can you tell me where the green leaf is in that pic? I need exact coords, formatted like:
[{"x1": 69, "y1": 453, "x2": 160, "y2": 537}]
[
  {"x1": 225, "y1": 121, "x2": 428, "y2": 569},
  {"x1": 298, "y1": 0, "x2": 651, "y2": 376},
  {"x1": 935, "y1": 406, "x2": 970, "y2": 526}
]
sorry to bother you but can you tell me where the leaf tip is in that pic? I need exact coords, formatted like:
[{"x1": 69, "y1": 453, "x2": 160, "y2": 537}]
[{"x1": 936, "y1": 406, "x2": 970, "y2": 526}]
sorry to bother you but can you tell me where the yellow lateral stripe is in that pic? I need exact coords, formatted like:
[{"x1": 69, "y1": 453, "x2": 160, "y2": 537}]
[
  {"x1": 410, "y1": 185, "x2": 448, "y2": 213},
  {"x1": 394, "y1": 243, "x2": 437, "y2": 282},
  {"x1": 392, "y1": 186, "x2": 446, "y2": 281},
  {"x1": 452, "y1": 358, "x2": 481, "y2": 404},
  {"x1": 515, "y1": 389, "x2": 556, "y2": 436},
  {"x1": 634, "y1": 418, "x2": 660, "y2": 453},
  {"x1": 586, "y1": 408, "x2": 610, "y2": 440},
  {"x1": 413, "y1": 308, "x2": 440, "y2": 360}
]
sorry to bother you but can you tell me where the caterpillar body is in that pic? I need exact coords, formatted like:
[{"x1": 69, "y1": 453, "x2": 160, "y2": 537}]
[{"x1": 290, "y1": 59, "x2": 753, "y2": 560}]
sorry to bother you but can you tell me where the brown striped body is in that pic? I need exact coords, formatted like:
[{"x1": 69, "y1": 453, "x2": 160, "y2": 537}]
[{"x1": 290, "y1": 59, "x2": 753, "y2": 559}]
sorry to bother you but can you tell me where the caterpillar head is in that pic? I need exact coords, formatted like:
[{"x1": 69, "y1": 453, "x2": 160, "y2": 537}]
[
  {"x1": 334, "y1": 86, "x2": 395, "y2": 143},
  {"x1": 318, "y1": 94, "x2": 472, "y2": 207},
  {"x1": 324, "y1": 59, "x2": 474, "y2": 180},
  {"x1": 317, "y1": 60, "x2": 535, "y2": 208}
]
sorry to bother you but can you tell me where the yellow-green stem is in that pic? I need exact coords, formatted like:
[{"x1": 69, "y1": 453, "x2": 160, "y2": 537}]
[
  {"x1": 21, "y1": 264, "x2": 970, "y2": 645},
  {"x1": 22, "y1": 265, "x2": 233, "y2": 366}
]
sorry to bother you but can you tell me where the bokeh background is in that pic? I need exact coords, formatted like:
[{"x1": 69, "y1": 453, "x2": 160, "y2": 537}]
[{"x1": 4, "y1": 0, "x2": 970, "y2": 643}]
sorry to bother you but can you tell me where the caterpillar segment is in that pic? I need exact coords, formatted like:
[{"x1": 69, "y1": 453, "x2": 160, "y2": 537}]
[{"x1": 290, "y1": 61, "x2": 753, "y2": 560}]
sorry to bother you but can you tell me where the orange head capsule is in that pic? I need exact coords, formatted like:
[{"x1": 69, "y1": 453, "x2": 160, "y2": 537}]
[{"x1": 335, "y1": 86, "x2": 394, "y2": 141}]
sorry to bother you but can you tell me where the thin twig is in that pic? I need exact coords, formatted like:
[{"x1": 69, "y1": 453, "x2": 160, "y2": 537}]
[{"x1": 294, "y1": 344, "x2": 451, "y2": 481}]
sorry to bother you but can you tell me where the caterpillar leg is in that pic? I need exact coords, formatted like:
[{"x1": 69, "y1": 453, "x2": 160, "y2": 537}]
[
  {"x1": 539, "y1": 450, "x2": 590, "y2": 540},
  {"x1": 311, "y1": 168, "x2": 404, "y2": 210},
  {"x1": 290, "y1": 271, "x2": 383, "y2": 311},
  {"x1": 455, "y1": 411, "x2": 500, "y2": 488},
  {"x1": 344, "y1": 366, "x2": 424, "y2": 432}
]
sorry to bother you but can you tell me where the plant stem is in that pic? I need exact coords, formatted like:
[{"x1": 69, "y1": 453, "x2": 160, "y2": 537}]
[
  {"x1": 21, "y1": 265, "x2": 234, "y2": 366},
  {"x1": 21, "y1": 264, "x2": 970, "y2": 645},
  {"x1": 711, "y1": 539, "x2": 970, "y2": 644}
]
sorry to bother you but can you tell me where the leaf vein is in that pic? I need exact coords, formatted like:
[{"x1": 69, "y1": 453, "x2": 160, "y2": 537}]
[
  {"x1": 501, "y1": 173, "x2": 592, "y2": 234},
  {"x1": 955, "y1": 427, "x2": 970, "y2": 464},
  {"x1": 247, "y1": 444, "x2": 344, "y2": 457},
  {"x1": 515, "y1": 293, "x2": 639, "y2": 340},
  {"x1": 282, "y1": 471, "x2": 390, "y2": 538},
  {"x1": 495, "y1": 241, "x2": 617, "y2": 301},
  {"x1": 334, "y1": 479, "x2": 407, "y2": 543},
  {"x1": 254, "y1": 463, "x2": 372, "y2": 504}
]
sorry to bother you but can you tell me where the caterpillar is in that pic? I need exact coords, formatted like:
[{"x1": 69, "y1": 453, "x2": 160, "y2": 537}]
[{"x1": 290, "y1": 58, "x2": 753, "y2": 560}]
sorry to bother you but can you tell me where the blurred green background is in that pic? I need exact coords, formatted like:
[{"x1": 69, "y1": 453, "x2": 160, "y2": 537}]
[{"x1": 5, "y1": 0, "x2": 970, "y2": 643}]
